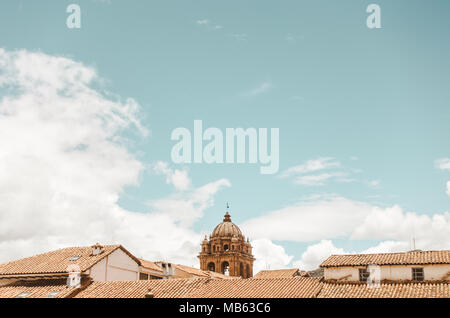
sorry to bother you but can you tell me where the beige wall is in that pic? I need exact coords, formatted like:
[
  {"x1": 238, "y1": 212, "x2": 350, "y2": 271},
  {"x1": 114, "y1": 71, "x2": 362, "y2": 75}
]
[
  {"x1": 324, "y1": 264, "x2": 450, "y2": 282},
  {"x1": 89, "y1": 248, "x2": 139, "y2": 282}
]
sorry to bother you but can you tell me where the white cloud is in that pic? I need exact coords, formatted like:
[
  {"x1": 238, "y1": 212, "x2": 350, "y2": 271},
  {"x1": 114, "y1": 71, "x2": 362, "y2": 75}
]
[
  {"x1": 252, "y1": 239, "x2": 293, "y2": 274},
  {"x1": 196, "y1": 19, "x2": 209, "y2": 25},
  {"x1": 242, "y1": 195, "x2": 450, "y2": 252},
  {"x1": 366, "y1": 180, "x2": 381, "y2": 188},
  {"x1": 294, "y1": 172, "x2": 347, "y2": 186},
  {"x1": 153, "y1": 161, "x2": 191, "y2": 191},
  {"x1": 243, "y1": 81, "x2": 272, "y2": 96},
  {"x1": 435, "y1": 158, "x2": 450, "y2": 171},
  {"x1": 293, "y1": 240, "x2": 345, "y2": 271},
  {"x1": 280, "y1": 157, "x2": 340, "y2": 178},
  {"x1": 447, "y1": 181, "x2": 450, "y2": 197},
  {"x1": 0, "y1": 49, "x2": 229, "y2": 266},
  {"x1": 361, "y1": 241, "x2": 410, "y2": 254},
  {"x1": 147, "y1": 178, "x2": 231, "y2": 227},
  {"x1": 351, "y1": 206, "x2": 450, "y2": 250},
  {"x1": 241, "y1": 196, "x2": 373, "y2": 242}
]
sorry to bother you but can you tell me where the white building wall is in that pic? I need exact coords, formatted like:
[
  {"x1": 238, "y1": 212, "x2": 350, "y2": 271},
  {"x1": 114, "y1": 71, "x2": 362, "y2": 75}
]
[
  {"x1": 324, "y1": 264, "x2": 450, "y2": 282},
  {"x1": 89, "y1": 248, "x2": 139, "y2": 282}
]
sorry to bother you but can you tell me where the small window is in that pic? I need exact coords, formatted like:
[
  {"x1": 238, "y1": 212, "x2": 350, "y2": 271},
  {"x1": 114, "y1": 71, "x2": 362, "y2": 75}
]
[
  {"x1": 69, "y1": 256, "x2": 80, "y2": 261},
  {"x1": 150, "y1": 275, "x2": 163, "y2": 280},
  {"x1": 46, "y1": 291, "x2": 60, "y2": 298},
  {"x1": 359, "y1": 268, "x2": 370, "y2": 282},
  {"x1": 224, "y1": 245, "x2": 229, "y2": 251},
  {"x1": 412, "y1": 268, "x2": 424, "y2": 281},
  {"x1": 16, "y1": 292, "x2": 30, "y2": 298},
  {"x1": 139, "y1": 273, "x2": 149, "y2": 280}
]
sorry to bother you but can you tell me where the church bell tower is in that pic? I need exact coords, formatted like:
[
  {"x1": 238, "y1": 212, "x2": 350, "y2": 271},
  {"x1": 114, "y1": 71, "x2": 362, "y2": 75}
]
[{"x1": 198, "y1": 205, "x2": 254, "y2": 278}]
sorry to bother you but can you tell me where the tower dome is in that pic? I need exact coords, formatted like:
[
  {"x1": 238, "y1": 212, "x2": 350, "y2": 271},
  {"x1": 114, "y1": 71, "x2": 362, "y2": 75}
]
[
  {"x1": 211, "y1": 212, "x2": 243, "y2": 238},
  {"x1": 198, "y1": 204, "x2": 254, "y2": 278}
]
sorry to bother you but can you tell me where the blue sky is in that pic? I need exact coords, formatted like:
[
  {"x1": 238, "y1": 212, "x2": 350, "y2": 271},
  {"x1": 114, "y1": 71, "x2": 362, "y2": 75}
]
[{"x1": 0, "y1": 1, "x2": 449, "y2": 270}]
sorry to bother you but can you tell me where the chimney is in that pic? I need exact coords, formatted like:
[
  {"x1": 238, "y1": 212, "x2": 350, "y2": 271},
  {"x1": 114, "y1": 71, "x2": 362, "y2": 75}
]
[
  {"x1": 145, "y1": 289, "x2": 155, "y2": 298},
  {"x1": 66, "y1": 264, "x2": 81, "y2": 288},
  {"x1": 91, "y1": 243, "x2": 104, "y2": 256},
  {"x1": 161, "y1": 263, "x2": 167, "y2": 276}
]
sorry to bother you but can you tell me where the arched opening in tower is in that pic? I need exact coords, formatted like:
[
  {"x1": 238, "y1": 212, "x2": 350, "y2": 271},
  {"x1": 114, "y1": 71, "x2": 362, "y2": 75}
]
[{"x1": 222, "y1": 261, "x2": 230, "y2": 276}]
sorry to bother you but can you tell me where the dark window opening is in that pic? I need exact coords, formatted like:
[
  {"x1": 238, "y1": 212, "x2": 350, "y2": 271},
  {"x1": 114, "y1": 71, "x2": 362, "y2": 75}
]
[
  {"x1": 359, "y1": 268, "x2": 370, "y2": 282},
  {"x1": 139, "y1": 273, "x2": 149, "y2": 280},
  {"x1": 412, "y1": 268, "x2": 424, "y2": 281}
]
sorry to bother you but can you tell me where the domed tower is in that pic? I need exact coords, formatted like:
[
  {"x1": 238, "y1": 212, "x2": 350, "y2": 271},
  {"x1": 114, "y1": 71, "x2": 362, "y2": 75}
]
[{"x1": 198, "y1": 206, "x2": 255, "y2": 278}]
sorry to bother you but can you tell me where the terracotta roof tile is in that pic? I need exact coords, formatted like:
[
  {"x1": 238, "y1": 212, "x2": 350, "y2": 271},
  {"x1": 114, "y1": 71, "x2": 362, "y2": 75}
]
[
  {"x1": 318, "y1": 282, "x2": 450, "y2": 298},
  {"x1": 139, "y1": 259, "x2": 163, "y2": 273},
  {"x1": 0, "y1": 279, "x2": 83, "y2": 298},
  {"x1": 174, "y1": 264, "x2": 233, "y2": 279},
  {"x1": 186, "y1": 277, "x2": 323, "y2": 298},
  {"x1": 0, "y1": 244, "x2": 139, "y2": 276},
  {"x1": 254, "y1": 269, "x2": 300, "y2": 279},
  {"x1": 321, "y1": 250, "x2": 450, "y2": 267},
  {"x1": 74, "y1": 278, "x2": 209, "y2": 298}
]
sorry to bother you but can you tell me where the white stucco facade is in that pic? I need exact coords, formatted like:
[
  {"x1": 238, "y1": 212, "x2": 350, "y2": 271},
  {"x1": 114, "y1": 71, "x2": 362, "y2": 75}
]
[
  {"x1": 87, "y1": 248, "x2": 139, "y2": 282},
  {"x1": 324, "y1": 264, "x2": 450, "y2": 282}
]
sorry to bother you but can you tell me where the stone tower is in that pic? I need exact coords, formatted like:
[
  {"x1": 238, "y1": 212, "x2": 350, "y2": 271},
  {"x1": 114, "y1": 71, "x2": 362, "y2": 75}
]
[{"x1": 198, "y1": 207, "x2": 254, "y2": 278}]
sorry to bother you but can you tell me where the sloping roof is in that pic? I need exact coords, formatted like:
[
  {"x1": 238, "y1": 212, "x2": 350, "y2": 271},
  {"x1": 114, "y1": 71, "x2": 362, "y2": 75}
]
[
  {"x1": 187, "y1": 277, "x2": 323, "y2": 298},
  {"x1": 139, "y1": 259, "x2": 163, "y2": 273},
  {"x1": 0, "y1": 245, "x2": 140, "y2": 277},
  {"x1": 0, "y1": 279, "x2": 81, "y2": 298},
  {"x1": 174, "y1": 264, "x2": 233, "y2": 279},
  {"x1": 254, "y1": 269, "x2": 300, "y2": 279},
  {"x1": 74, "y1": 278, "x2": 210, "y2": 298},
  {"x1": 74, "y1": 277, "x2": 323, "y2": 298},
  {"x1": 318, "y1": 282, "x2": 450, "y2": 298},
  {"x1": 321, "y1": 250, "x2": 450, "y2": 268}
]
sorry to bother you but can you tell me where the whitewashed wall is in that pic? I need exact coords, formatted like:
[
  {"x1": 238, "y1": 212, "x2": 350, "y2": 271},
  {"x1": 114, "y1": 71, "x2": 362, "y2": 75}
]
[
  {"x1": 324, "y1": 264, "x2": 450, "y2": 282},
  {"x1": 88, "y1": 248, "x2": 139, "y2": 281}
]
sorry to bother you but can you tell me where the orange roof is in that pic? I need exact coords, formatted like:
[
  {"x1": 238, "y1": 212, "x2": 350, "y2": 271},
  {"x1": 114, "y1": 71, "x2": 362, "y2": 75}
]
[
  {"x1": 318, "y1": 282, "x2": 450, "y2": 298},
  {"x1": 139, "y1": 259, "x2": 163, "y2": 273},
  {"x1": 321, "y1": 250, "x2": 450, "y2": 268},
  {"x1": 0, "y1": 244, "x2": 140, "y2": 277},
  {"x1": 0, "y1": 279, "x2": 82, "y2": 298},
  {"x1": 174, "y1": 264, "x2": 232, "y2": 279},
  {"x1": 254, "y1": 269, "x2": 300, "y2": 279},
  {"x1": 74, "y1": 278, "x2": 209, "y2": 298},
  {"x1": 74, "y1": 277, "x2": 323, "y2": 298},
  {"x1": 187, "y1": 277, "x2": 323, "y2": 298}
]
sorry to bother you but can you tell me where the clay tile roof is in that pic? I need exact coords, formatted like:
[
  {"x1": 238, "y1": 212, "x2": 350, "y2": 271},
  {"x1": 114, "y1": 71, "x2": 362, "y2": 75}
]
[
  {"x1": 318, "y1": 282, "x2": 450, "y2": 298},
  {"x1": 0, "y1": 244, "x2": 140, "y2": 277},
  {"x1": 139, "y1": 259, "x2": 163, "y2": 273},
  {"x1": 254, "y1": 269, "x2": 300, "y2": 279},
  {"x1": 0, "y1": 278, "x2": 82, "y2": 298},
  {"x1": 74, "y1": 278, "x2": 210, "y2": 298},
  {"x1": 320, "y1": 250, "x2": 450, "y2": 268},
  {"x1": 174, "y1": 264, "x2": 233, "y2": 279},
  {"x1": 186, "y1": 277, "x2": 323, "y2": 298}
]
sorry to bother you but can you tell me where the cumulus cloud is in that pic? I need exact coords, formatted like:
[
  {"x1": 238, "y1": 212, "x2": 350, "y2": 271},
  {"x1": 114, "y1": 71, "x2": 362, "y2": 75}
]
[
  {"x1": 242, "y1": 195, "x2": 450, "y2": 252},
  {"x1": 0, "y1": 49, "x2": 229, "y2": 266},
  {"x1": 351, "y1": 206, "x2": 450, "y2": 250},
  {"x1": 241, "y1": 196, "x2": 373, "y2": 242},
  {"x1": 435, "y1": 158, "x2": 450, "y2": 171},
  {"x1": 251, "y1": 239, "x2": 293, "y2": 274},
  {"x1": 153, "y1": 161, "x2": 191, "y2": 191},
  {"x1": 293, "y1": 240, "x2": 345, "y2": 271}
]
